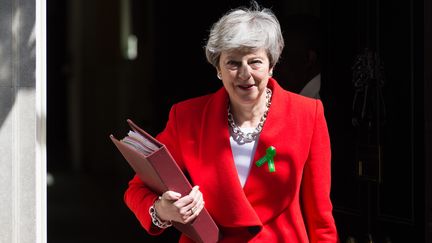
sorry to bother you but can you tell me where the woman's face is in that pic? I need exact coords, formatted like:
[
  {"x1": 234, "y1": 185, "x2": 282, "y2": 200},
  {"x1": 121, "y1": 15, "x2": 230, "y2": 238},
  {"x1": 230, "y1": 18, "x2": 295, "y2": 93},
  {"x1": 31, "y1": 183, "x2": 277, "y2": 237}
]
[{"x1": 218, "y1": 48, "x2": 273, "y2": 106}]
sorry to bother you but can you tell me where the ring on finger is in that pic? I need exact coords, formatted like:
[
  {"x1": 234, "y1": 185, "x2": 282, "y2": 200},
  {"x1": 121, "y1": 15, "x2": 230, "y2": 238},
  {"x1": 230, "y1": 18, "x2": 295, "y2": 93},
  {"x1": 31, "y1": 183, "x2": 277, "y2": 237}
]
[{"x1": 190, "y1": 207, "x2": 196, "y2": 215}]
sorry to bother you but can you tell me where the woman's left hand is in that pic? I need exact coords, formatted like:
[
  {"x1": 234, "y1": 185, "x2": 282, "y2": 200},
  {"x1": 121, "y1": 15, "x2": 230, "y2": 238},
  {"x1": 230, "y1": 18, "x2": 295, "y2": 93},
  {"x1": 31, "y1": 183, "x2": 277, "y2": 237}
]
[{"x1": 156, "y1": 186, "x2": 205, "y2": 224}]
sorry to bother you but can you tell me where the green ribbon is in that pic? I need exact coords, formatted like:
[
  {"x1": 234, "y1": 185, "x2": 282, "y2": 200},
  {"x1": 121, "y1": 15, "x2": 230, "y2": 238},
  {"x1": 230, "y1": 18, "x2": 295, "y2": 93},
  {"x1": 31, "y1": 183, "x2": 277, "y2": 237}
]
[{"x1": 255, "y1": 146, "x2": 276, "y2": 172}]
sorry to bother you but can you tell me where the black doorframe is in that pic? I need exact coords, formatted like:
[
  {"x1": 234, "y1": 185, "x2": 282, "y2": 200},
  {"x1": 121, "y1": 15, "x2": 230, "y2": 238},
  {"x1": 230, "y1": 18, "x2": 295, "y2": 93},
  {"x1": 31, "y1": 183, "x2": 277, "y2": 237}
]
[{"x1": 424, "y1": 0, "x2": 432, "y2": 241}]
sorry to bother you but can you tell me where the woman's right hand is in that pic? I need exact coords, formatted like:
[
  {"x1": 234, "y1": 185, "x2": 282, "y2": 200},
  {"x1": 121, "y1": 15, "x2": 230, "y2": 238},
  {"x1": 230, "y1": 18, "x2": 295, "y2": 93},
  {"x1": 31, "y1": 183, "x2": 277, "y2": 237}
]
[{"x1": 154, "y1": 186, "x2": 205, "y2": 224}]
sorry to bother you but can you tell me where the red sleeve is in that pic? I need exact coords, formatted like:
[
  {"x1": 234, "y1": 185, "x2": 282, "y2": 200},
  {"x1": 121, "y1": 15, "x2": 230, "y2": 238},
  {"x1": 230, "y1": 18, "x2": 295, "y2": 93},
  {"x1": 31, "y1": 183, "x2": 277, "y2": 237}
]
[
  {"x1": 301, "y1": 99, "x2": 339, "y2": 243},
  {"x1": 123, "y1": 105, "x2": 183, "y2": 235},
  {"x1": 124, "y1": 175, "x2": 162, "y2": 235}
]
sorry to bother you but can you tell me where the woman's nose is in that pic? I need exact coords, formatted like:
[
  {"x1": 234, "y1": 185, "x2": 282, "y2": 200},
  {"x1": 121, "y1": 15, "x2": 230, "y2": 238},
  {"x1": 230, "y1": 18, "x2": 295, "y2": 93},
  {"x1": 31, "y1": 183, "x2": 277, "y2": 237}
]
[{"x1": 238, "y1": 64, "x2": 252, "y2": 80}]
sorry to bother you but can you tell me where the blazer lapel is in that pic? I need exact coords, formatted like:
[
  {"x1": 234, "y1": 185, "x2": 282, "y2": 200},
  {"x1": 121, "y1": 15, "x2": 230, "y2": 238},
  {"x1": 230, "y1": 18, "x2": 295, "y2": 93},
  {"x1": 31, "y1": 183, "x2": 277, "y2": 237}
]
[
  {"x1": 195, "y1": 88, "x2": 262, "y2": 228},
  {"x1": 193, "y1": 79, "x2": 297, "y2": 228},
  {"x1": 242, "y1": 79, "x2": 301, "y2": 224}
]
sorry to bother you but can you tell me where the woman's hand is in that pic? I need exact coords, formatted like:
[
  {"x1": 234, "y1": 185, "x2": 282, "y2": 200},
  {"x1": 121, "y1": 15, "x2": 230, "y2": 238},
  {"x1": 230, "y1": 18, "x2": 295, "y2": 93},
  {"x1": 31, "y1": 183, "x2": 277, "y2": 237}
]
[{"x1": 154, "y1": 186, "x2": 205, "y2": 224}]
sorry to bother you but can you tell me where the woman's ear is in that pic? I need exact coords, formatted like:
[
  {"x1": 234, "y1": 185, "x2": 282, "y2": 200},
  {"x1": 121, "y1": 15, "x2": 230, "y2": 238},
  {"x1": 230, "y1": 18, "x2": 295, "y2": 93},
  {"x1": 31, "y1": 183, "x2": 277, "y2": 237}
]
[
  {"x1": 216, "y1": 68, "x2": 222, "y2": 80},
  {"x1": 269, "y1": 67, "x2": 274, "y2": 77}
]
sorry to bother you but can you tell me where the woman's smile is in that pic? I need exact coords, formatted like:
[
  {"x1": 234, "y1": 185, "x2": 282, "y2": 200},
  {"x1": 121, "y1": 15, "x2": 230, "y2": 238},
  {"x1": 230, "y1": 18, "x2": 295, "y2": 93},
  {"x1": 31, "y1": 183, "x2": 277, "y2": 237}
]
[{"x1": 237, "y1": 84, "x2": 255, "y2": 90}]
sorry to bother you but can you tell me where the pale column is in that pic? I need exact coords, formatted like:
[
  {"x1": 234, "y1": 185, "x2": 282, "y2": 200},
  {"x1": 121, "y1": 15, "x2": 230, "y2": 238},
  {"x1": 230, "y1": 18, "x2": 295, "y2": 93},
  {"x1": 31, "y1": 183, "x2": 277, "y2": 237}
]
[{"x1": 0, "y1": 0, "x2": 47, "y2": 242}]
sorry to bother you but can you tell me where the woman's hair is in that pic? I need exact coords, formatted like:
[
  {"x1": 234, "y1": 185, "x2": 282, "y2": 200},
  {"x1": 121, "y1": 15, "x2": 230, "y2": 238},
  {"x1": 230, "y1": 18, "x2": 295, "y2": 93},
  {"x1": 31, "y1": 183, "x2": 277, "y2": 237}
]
[{"x1": 205, "y1": 1, "x2": 284, "y2": 69}]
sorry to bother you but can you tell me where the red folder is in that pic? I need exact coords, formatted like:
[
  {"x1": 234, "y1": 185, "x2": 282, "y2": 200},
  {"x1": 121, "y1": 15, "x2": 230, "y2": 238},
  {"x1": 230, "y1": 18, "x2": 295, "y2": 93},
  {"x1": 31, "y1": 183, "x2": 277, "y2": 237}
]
[{"x1": 110, "y1": 119, "x2": 220, "y2": 243}]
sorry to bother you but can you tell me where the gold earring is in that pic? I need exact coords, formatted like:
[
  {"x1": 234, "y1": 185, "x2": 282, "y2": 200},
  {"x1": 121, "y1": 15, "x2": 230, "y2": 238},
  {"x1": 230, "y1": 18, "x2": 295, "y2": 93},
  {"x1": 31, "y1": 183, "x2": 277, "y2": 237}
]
[{"x1": 217, "y1": 72, "x2": 222, "y2": 80}]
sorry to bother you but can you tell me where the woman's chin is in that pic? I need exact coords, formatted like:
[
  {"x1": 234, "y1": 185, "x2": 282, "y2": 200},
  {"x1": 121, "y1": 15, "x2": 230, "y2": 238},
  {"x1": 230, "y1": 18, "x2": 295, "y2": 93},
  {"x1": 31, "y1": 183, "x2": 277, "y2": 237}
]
[{"x1": 235, "y1": 95, "x2": 260, "y2": 105}]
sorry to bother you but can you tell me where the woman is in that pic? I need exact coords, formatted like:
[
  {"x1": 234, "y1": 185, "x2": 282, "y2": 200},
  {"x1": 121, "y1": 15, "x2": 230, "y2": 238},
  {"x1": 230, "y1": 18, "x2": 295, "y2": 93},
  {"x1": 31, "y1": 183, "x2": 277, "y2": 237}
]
[{"x1": 124, "y1": 3, "x2": 338, "y2": 242}]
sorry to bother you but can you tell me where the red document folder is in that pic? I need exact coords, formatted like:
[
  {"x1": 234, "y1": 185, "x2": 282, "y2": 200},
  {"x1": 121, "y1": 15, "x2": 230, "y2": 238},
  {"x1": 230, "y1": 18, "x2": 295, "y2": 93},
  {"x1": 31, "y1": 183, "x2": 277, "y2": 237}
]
[{"x1": 110, "y1": 119, "x2": 220, "y2": 243}]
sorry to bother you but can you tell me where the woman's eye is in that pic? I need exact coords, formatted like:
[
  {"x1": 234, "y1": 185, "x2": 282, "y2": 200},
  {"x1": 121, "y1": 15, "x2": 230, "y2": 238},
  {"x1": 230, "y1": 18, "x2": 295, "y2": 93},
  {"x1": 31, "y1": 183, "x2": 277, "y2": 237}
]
[
  {"x1": 249, "y1": 60, "x2": 264, "y2": 69},
  {"x1": 226, "y1": 61, "x2": 239, "y2": 69},
  {"x1": 250, "y1": 60, "x2": 263, "y2": 64}
]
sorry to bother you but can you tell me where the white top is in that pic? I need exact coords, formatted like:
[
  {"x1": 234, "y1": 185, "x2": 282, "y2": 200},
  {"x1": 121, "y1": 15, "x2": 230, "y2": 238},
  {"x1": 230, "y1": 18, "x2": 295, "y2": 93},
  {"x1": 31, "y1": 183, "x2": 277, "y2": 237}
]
[{"x1": 229, "y1": 127, "x2": 259, "y2": 187}]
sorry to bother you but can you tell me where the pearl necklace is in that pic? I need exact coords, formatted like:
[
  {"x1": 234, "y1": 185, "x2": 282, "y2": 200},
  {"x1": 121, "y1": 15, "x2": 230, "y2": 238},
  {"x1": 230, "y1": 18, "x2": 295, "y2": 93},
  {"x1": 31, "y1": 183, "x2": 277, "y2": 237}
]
[{"x1": 227, "y1": 88, "x2": 272, "y2": 143}]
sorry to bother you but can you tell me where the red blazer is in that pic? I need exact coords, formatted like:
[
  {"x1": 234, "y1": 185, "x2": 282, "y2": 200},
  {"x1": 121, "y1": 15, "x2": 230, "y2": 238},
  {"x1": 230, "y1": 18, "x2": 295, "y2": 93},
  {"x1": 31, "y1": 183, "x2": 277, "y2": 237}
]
[{"x1": 124, "y1": 78, "x2": 339, "y2": 242}]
